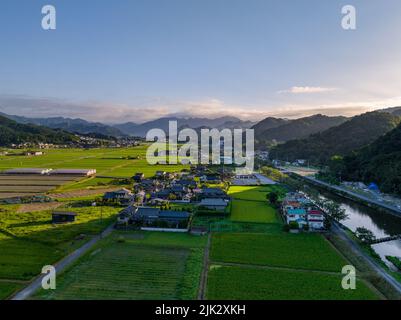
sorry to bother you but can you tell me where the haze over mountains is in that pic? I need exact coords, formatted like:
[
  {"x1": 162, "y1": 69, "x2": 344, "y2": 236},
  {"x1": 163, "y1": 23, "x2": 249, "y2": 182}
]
[{"x1": 0, "y1": 112, "x2": 255, "y2": 138}]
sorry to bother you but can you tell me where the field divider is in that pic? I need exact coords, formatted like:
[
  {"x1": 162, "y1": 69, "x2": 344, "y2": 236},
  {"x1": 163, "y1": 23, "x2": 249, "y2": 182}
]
[{"x1": 209, "y1": 261, "x2": 346, "y2": 276}]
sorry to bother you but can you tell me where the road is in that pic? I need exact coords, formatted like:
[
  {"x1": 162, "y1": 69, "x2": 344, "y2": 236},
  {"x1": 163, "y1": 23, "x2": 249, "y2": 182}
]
[
  {"x1": 301, "y1": 175, "x2": 401, "y2": 216},
  {"x1": 11, "y1": 223, "x2": 115, "y2": 300},
  {"x1": 332, "y1": 222, "x2": 401, "y2": 295}
]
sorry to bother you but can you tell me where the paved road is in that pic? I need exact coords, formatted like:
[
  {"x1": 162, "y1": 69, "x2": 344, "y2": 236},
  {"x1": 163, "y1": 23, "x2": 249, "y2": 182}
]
[
  {"x1": 11, "y1": 223, "x2": 115, "y2": 300},
  {"x1": 254, "y1": 173, "x2": 277, "y2": 185},
  {"x1": 332, "y1": 223, "x2": 401, "y2": 295},
  {"x1": 302, "y1": 175, "x2": 401, "y2": 216}
]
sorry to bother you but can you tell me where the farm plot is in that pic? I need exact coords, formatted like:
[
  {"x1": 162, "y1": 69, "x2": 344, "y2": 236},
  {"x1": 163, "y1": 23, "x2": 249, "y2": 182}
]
[
  {"x1": 0, "y1": 174, "x2": 80, "y2": 198},
  {"x1": 228, "y1": 185, "x2": 286, "y2": 202},
  {"x1": 34, "y1": 232, "x2": 207, "y2": 300},
  {"x1": 0, "y1": 205, "x2": 119, "y2": 282},
  {"x1": 207, "y1": 266, "x2": 379, "y2": 300},
  {"x1": 210, "y1": 233, "x2": 347, "y2": 272},
  {"x1": 230, "y1": 199, "x2": 278, "y2": 223}
]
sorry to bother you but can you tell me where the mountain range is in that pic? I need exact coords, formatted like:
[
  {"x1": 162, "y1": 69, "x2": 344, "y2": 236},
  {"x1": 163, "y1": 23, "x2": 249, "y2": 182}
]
[
  {"x1": 113, "y1": 116, "x2": 255, "y2": 137},
  {"x1": 0, "y1": 113, "x2": 255, "y2": 138},
  {"x1": 0, "y1": 113, "x2": 126, "y2": 137},
  {"x1": 0, "y1": 115, "x2": 76, "y2": 146},
  {"x1": 270, "y1": 111, "x2": 401, "y2": 164},
  {"x1": 253, "y1": 114, "x2": 347, "y2": 148}
]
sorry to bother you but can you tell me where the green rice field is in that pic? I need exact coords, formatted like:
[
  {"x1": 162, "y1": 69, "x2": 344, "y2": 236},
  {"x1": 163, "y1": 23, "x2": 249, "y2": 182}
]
[
  {"x1": 34, "y1": 231, "x2": 207, "y2": 300},
  {"x1": 207, "y1": 265, "x2": 379, "y2": 300},
  {"x1": 210, "y1": 233, "x2": 347, "y2": 272}
]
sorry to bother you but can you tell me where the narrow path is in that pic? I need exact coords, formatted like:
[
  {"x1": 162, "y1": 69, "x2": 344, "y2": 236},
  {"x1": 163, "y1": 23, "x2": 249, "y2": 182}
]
[
  {"x1": 211, "y1": 261, "x2": 343, "y2": 276},
  {"x1": 11, "y1": 223, "x2": 115, "y2": 300},
  {"x1": 332, "y1": 222, "x2": 401, "y2": 295},
  {"x1": 198, "y1": 233, "x2": 211, "y2": 300}
]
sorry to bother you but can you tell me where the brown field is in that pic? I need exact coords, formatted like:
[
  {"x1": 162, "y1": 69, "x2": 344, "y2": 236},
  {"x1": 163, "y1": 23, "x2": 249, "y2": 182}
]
[{"x1": 0, "y1": 174, "x2": 81, "y2": 199}]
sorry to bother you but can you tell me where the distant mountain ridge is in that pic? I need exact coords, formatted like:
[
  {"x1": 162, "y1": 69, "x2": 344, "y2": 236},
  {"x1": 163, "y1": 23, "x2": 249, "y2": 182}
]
[
  {"x1": 270, "y1": 111, "x2": 401, "y2": 164},
  {"x1": 253, "y1": 114, "x2": 347, "y2": 148},
  {"x1": 0, "y1": 115, "x2": 76, "y2": 146},
  {"x1": 0, "y1": 113, "x2": 126, "y2": 137},
  {"x1": 113, "y1": 116, "x2": 255, "y2": 136}
]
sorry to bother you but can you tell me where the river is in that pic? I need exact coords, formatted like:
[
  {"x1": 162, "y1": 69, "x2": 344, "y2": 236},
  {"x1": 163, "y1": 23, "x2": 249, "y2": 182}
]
[{"x1": 317, "y1": 189, "x2": 401, "y2": 266}]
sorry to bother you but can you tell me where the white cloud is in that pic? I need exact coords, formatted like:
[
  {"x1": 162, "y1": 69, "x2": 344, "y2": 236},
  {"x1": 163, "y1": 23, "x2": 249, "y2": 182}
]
[
  {"x1": 279, "y1": 86, "x2": 338, "y2": 94},
  {"x1": 0, "y1": 94, "x2": 400, "y2": 124}
]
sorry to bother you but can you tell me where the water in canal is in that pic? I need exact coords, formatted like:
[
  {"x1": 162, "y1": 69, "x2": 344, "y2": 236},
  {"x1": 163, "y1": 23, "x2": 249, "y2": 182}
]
[{"x1": 317, "y1": 189, "x2": 401, "y2": 265}]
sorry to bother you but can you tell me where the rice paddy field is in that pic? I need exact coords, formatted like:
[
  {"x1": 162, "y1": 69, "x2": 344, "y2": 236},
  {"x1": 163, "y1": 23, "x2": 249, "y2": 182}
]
[
  {"x1": 0, "y1": 145, "x2": 189, "y2": 196},
  {"x1": 34, "y1": 231, "x2": 207, "y2": 300},
  {"x1": 211, "y1": 233, "x2": 347, "y2": 272},
  {"x1": 230, "y1": 199, "x2": 278, "y2": 223},
  {"x1": 0, "y1": 202, "x2": 120, "y2": 299},
  {"x1": 207, "y1": 266, "x2": 379, "y2": 300}
]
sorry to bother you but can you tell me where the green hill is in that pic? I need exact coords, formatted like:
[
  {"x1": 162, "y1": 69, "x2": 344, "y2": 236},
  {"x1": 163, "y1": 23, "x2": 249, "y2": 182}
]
[
  {"x1": 254, "y1": 114, "x2": 347, "y2": 149},
  {"x1": 270, "y1": 112, "x2": 401, "y2": 164},
  {"x1": 0, "y1": 115, "x2": 77, "y2": 146},
  {"x1": 342, "y1": 123, "x2": 401, "y2": 195}
]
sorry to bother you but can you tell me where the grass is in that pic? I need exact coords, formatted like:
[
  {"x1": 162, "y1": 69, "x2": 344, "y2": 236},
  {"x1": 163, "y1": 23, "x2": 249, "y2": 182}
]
[
  {"x1": 0, "y1": 204, "x2": 119, "y2": 281},
  {"x1": 210, "y1": 233, "x2": 348, "y2": 272},
  {"x1": 0, "y1": 146, "x2": 188, "y2": 193},
  {"x1": 0, "y1": 282, "x2": 23, "y2": 300},
  {"x1": 228, "y1": 185, "x2": 286, "y2": 202},
  {"x1": 207, "y1": 265, "x2": 379, "y2": 300},
  {"x1": 230, "y1": 199, "x2": 278, "y2": 223},
  {"x1": 34, "y1": 231, "x2": 207, "y2": 300}
]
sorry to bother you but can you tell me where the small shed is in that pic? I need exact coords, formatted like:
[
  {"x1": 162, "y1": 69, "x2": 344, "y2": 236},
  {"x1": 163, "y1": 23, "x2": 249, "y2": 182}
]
[{"x1": 52, "y1": 211, "x2": 77, "y2": 224}]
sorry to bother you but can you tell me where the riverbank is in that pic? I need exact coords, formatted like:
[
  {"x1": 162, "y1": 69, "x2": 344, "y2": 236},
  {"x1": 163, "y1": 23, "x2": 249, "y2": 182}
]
[{"x1": 289, "y1": 172, "x2": 401, "y2": 217}]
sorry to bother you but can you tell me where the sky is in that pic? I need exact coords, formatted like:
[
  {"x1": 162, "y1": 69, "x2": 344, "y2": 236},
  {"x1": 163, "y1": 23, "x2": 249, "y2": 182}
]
[{"x1": 1, "y1": 0, "x2": 401, "y2": 123}]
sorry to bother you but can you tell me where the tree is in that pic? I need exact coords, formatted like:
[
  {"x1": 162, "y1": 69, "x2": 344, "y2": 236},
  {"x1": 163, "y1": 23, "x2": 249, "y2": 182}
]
[
  {"x1": 268, "y1": 192, "x2": 279, "y2": 205},
  {"x1": 355, "y1": 227, "x2": 376, "y2": 243},
  {"x1": 321, "y1": 199, "x2": 348, "y2": 222}
]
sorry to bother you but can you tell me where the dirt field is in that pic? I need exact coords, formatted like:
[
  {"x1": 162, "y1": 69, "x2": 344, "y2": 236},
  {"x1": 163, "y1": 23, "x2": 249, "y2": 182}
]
[{"x1": 17, "y1": 202, "x2": 65, "y2": 213}]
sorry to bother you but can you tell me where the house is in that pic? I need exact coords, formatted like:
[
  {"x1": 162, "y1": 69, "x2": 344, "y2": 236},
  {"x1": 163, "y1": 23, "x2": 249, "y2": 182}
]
[
  {"x1": 198, "y1": 198, "x2": 228, "y2": 211},
  {"x1": 200, "y1": 175, "x2": 221, "y2": 184},
  {"x1": 198, "y1": 187, "x2": 228, "y2": 200},
  {"x1": 103, "y1": 189, "x2": 133, "y2": 203},
  {"x1": 285, "y1": 208, "x2": 307, "y2": 227},
  {"x1": 155, "y1": 171, "x2": 166, "y2": 179},
  {"x1": 52, "y1": 211, "x2": 77, "y2": 224},
  {"x1": 282, "y1": 192, "x2": 326, "y2": 231},
  {"x1": 133, "y1": 172, "x2": 144, "y2": 182},
  {"x1": 130, "y1": 206, "x2": 191, "y2": 228},
  {"x1": 307, "y1": 210, "x2": 325, "y2": 229}
]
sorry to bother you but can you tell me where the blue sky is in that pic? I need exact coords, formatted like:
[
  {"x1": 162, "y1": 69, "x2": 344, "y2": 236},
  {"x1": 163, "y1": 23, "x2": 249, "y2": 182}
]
[{"x1": 1, "y1": 0, "x2": 401, "y2": 123}]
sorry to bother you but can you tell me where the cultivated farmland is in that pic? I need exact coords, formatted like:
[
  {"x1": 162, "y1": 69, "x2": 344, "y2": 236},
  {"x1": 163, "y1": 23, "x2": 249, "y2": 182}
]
[
  {"x1": 207, "y1": 266, "x2": 379, "y2": 300},
  {"x1": 210, "y1": 233, "x2": 347, "y2": 272},
  {"x1": 0, "y1": 204, "x2": 119, "y2": 282},
  {"x1": 34, "y1": 231, "x2": 207, "y2": 300},
  {"x1": 230, "y1": 199, "x2": 278, "y2": 223}
]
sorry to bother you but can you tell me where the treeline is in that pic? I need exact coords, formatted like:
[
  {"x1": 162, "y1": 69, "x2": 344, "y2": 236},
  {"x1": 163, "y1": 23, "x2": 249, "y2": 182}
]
[
  {"x1": 341, "y1": 123, "x2": 401, "y2": 196},
  {"x1": 270, "y1": 112, "x2": 401, "y2": 165}
]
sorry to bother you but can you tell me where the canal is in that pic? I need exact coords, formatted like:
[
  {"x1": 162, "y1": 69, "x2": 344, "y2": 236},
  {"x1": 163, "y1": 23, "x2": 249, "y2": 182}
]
[{"x1": 315, "y1": 188, "x2": 401, "y2": 265}]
